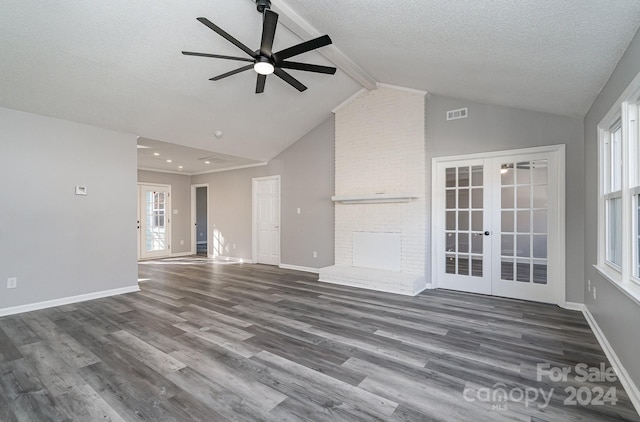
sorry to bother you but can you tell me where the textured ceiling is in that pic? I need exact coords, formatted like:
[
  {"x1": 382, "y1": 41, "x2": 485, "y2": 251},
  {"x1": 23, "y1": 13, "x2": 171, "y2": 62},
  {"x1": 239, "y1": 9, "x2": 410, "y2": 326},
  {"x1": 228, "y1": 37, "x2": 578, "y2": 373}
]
[
  {"x1": 288, "y1": 0, "x2": 640, "y2": 117},
  {"x1": 0, "y1": 0, "x2": 361, "y2": 164},
  {"x1": 1, "y1": 0, "x2": 640, "y2": 170}
]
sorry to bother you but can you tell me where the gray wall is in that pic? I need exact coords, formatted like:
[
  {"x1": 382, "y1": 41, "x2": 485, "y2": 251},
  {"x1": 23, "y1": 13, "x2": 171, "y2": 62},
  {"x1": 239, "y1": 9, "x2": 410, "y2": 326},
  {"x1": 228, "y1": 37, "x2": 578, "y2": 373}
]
[
  {"x1": 137, "y1": 170, "x2": 192, "y2": 254},
  {"x1": 425, "y1": 95, "x2": 585, "y2": 302},
  {"x1": 196, "y1": 187, "x2": 207, "y2": 243},
  {"x1": 0, "y1": 107, "x2": 138, "y2": 310},
  {"x1": 584, "y1": 28, "x2": 640, "y2": 387},
  {"x1": 191, "y1": 116, "x2": 335, "y2": 269}
]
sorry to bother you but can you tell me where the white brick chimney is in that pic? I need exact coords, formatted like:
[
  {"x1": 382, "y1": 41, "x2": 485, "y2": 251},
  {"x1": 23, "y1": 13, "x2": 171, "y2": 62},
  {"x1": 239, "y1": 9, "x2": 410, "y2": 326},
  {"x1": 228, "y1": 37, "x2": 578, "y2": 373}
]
[{"x1": 319, "y1": 85, "x2": 427, "y2": 295}]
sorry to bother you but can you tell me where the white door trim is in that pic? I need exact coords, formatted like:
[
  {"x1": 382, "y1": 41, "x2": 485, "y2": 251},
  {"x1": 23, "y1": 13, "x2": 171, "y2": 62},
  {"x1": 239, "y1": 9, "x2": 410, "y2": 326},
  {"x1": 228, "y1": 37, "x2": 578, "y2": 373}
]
[
  {"x1": 191, "y1": 183, "x2": 209, "y2": 256},
  {"x1": 431, "y1": 144, "x2": 566, "y2": 306},
  {"x1": 252, "y1": 175, "x2": 281, "y2": 265}
]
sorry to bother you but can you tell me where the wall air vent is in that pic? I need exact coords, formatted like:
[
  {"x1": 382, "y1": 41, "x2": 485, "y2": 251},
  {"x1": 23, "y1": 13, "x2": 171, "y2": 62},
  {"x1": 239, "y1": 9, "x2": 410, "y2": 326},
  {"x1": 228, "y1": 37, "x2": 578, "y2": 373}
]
[{"x1": 446, "y1": 107, "x2": 468, "y2": 121}]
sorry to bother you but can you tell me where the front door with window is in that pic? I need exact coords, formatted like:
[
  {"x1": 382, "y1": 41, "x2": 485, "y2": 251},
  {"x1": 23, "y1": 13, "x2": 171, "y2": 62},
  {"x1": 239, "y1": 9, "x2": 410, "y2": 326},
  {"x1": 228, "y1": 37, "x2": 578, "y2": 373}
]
[
  {"x1": 434, "y1": 148, "x2": 562, "y2": 304},
  {"x1": 138, "y1": 184, "x2": 171, "y2": 259}
]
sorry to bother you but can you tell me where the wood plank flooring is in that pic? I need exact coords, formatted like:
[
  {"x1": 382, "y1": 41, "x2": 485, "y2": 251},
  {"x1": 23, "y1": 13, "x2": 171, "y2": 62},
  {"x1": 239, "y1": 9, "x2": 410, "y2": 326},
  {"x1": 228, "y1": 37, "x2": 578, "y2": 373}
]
[{"x1": 0, "y1": 256, "x2": 638, "y2": 421}]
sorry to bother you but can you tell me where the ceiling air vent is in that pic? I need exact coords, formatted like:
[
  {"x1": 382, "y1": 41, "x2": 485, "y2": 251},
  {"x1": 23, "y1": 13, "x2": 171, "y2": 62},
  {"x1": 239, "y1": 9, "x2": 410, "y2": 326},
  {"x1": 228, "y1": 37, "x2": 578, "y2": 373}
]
[{"x1": 446, "y1": 107, "x2": 468, "y2": 121}]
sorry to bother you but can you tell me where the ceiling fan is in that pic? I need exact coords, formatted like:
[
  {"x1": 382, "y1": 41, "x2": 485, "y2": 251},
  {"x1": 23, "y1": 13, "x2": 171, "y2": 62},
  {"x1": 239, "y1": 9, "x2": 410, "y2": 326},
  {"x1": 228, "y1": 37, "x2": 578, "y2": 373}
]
[{"x1": 182, "y1": 0, "x2": 337, "y2": 94}]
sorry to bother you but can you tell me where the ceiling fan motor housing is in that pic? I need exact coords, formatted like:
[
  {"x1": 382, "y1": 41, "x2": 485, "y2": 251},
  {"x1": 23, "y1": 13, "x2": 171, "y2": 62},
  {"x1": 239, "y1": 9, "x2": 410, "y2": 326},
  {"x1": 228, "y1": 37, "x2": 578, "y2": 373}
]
[{"x1": 256, "y1": 0, "x2": 271, "y2": 13}]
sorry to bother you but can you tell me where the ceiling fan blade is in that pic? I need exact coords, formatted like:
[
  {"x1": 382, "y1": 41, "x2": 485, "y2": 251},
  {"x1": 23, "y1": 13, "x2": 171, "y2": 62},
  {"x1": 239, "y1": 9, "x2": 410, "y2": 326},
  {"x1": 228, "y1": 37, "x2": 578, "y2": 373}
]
[
  {"x1": 273, "y1": 35, "x2": 332, "y2": 62},
  {"x1": 279, "y1": 61, "x2": 336, "y2": 74},
  {"x1": 182, "y1": 51, "x2": 254, "y2": 62},
  {"x1": 260, "y1": 10, "x2": 279, "y2": 57},
  {"x1": 197, "y1": 17, "x2": 257, "y2": 58},
  {"x1": 209, "y1": 64, "x2": 254, "y2": 81},
  {"x1": 274, "y1": 68, "x2": 307, "y2": 92},
  {"x1": 256, "y1": 74, "x2": 267, "y2": 94}
]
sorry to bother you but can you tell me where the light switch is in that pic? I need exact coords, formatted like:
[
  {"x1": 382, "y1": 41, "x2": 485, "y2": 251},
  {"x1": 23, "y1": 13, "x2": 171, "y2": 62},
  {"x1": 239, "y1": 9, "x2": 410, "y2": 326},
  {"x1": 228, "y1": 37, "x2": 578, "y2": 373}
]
[{"x1": 297, "y1": 208, "x2": 301, "y2": 214}]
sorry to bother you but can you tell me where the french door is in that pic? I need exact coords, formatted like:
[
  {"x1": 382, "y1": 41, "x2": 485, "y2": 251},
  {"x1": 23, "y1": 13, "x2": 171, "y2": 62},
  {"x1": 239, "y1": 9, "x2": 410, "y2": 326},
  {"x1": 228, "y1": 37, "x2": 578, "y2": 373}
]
[
  {"x1": 138, "y1": 184, "x2": 171, "y2": 260},
  {"x1": 434, "y1": 148, "x2": 563, "y2": 304}
]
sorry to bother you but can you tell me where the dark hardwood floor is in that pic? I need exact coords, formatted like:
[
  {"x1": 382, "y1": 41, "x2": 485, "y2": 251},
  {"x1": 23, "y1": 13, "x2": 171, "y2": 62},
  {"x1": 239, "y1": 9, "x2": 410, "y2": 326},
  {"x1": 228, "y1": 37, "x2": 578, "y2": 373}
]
[{"x1": 0, "y1": 256, "x2": 638, "y2": 421}]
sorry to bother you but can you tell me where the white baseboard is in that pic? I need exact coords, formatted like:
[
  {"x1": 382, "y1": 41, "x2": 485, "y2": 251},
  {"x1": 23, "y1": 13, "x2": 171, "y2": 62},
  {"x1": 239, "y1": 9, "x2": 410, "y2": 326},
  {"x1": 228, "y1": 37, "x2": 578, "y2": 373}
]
[
  {"x1": 212, "y1": 255, "x2": 247, "y2": 263},
  {"x1": 0, "y1": 285, "x2": 140, "y2": 317},
  {"x1": 413, "y1": 284, "x2": 433, "y2": 296},
  {"x1": 561, "y1": 301, "x2": 586, "y2": 312},
  {"x1": 279, "y1": 264, "x2": 321, "y2": 274},
  {"x1": 582, "y1": 305, "x2": 640, "y2": 414},
  {"x1": 171, "y1": 252, "x2": 193, "y2": 257}
]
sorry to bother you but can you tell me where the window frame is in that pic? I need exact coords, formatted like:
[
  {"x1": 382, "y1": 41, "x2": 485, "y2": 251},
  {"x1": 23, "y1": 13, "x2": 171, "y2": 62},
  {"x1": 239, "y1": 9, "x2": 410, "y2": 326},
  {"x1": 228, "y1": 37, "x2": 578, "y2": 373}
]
[
  {"x1": 603, "y1": 121, "x2": 623, "y2": 270},
  {"x1": 597, "y1": 72, "x2": 640, "y2": 298}
]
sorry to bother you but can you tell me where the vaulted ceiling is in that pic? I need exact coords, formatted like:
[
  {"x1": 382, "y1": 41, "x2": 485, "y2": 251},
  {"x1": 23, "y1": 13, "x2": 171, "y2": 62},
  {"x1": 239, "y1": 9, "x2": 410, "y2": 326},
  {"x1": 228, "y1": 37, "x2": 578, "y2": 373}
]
[{"x1": 2, "y1": 0, "x2": 640, "y2": 169}]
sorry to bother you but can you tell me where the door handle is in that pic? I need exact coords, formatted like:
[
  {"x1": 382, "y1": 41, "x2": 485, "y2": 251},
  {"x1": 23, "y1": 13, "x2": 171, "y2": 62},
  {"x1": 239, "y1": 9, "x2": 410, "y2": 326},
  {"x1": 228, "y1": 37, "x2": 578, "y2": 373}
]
[
  {"x1": 275, "y1": 225, "x2": 280, "y2": 229},
  {"x1": 484, "y1": 231, "x2": 490, "y2": 236}
]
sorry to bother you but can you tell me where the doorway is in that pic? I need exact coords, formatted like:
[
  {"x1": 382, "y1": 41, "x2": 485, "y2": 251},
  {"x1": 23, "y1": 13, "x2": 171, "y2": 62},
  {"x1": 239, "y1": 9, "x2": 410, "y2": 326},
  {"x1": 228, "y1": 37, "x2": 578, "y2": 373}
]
[
  {"x1": 191, "y1": 184, "x2": 209, "y2": 256},
  {"x1": 432, "y1": 146, "x2": 565, "y2": 305},
  {"x1": 252, "y1": 175, "x2": 281, "y2": 265},
  {"x1": 138, "y1": 183, "x2": 171, "y2": 260}
]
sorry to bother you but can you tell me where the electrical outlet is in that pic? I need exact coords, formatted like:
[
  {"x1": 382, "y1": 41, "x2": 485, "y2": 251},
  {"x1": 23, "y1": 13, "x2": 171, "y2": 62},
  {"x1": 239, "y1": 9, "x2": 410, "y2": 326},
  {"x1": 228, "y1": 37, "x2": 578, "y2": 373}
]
[
  {"x1": 7, "y1": 277, "x2": 17, "y2": 289},
  {"x1": 587, "y1": 279, "x2": 591, "y2": 291},
  {"x1": 593, "y1": 286, "x2": 597, "y2": 300},
  {"x1": 297, "y1": 208, "x2": 301, "y2": 215},
  {"x1": 233, "y1": 243, "x2": 236, "y2": 249},
  {"x1": 313, "y1": 251, "x2": 317, "y2": 258},
  {"x1": 180, "y1": 240, "x2": 184, "y2": 245}
]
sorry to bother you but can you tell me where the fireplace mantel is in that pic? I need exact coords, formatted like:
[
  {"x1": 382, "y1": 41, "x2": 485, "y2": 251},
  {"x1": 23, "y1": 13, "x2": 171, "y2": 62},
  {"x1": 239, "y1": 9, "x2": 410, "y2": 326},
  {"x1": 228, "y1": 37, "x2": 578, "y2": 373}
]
[{"x1": 331, "y1": 193, "x2": 418, "y2": 204}]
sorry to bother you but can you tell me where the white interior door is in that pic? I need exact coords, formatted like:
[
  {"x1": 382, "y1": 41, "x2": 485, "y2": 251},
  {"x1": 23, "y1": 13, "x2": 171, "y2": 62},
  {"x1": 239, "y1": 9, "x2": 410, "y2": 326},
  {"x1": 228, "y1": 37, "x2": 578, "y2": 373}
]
[
  {"x1": 437, "y1": 159, "x2": 493, "y2": 295},
  {"x1": 254, "y1": 176, "x2": 280, "y2": 265},
  {"x1": 491, "y1": 153, "x2": 558, "y2": 303},
  {"x1": 435, "y1": 148, "x2": 562, "y2": 304},
  {"x1": 139, "y1": 184, "x2": 171, "y2": 260}
]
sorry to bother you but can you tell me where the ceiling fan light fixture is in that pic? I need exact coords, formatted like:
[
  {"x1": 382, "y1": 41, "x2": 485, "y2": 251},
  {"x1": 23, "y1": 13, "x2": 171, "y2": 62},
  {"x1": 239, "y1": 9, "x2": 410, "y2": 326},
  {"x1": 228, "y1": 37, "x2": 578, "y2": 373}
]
[{"x1": 254, "y1": 60, "x2": 274, "y2": 75}]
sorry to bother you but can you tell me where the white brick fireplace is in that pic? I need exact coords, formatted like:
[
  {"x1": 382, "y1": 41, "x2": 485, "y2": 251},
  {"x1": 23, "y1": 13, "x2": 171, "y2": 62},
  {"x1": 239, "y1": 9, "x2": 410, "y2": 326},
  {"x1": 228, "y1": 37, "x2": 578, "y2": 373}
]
[{"x1": 319, "y1": 86, "x2": 427, "y2": 295}]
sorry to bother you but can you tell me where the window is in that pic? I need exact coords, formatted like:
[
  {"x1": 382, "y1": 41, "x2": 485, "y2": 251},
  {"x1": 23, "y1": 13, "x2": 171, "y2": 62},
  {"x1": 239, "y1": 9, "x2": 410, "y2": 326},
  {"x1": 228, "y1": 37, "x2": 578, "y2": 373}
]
[
  {"x1": 604, "y1": 123, "x2": 623, "y2": 267},
  {"x1": 598, "y1": 74, "x2": 640, "y2": 292}
]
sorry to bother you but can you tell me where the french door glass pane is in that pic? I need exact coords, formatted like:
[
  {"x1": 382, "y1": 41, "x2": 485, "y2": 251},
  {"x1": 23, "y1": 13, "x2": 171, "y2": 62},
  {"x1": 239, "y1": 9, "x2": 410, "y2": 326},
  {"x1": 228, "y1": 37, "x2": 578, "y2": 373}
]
[
  {"x1": 458, "y1": 211, "x2": 469, "y2": 230},
  {"x1": 502, "y1": 211, "x2": 514, "y2": 232},
  {"x1": 459, "y1": 189, "x2": 469, "y2": 208},
  {"x1": 459, "y1": 256, "x2": 469, "y2": 275},
  {"x1": 638, "y1": 195, "x2": 640, "y2": 277},
  {"x1": 501, "y1": 160, "x2": 548, "y2": 284},
  {"x1": 472, "y1": 258, "x2": 483, "y2": 277},
  {"x1": 533, "y1": 210, "x2": 547, "y2": 233},
  {"x1": 459, "y1": 167, "x2": 470, "y2": 187},
  {"x1": 472, "y1": 166, "x2": 483, "y2": 186},
  {"x1": 446, "y1": 211, "x2": 455, "y2": 230},
  {"x1": 501, "y1": 260, "x2": 514, "y2": 280},
  {"x1": 472, "y1": 211, "x2": 483, "y2": 231},
  {"x1": 444, "y1": 165, "x2": 484, "y2": 278}
]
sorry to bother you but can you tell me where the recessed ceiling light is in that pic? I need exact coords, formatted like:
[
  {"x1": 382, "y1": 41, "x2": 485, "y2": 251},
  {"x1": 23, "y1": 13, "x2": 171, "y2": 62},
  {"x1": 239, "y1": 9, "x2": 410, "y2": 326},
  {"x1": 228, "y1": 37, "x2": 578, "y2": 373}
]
[
  {"x1": 205, "y1": 161, "x2": 211, "y2": 164},
  {"x1": 178, "y1": 165, "x2": 183, "y2": 169},
  {"x1": 137, "y1": 145, "x2": 150, "y2": 149},
  {"x1": 166, "y1": 159, "x2": 172, "y2": 163},
  {"x1": 214, "y1": 130, "x2": 224, "y2": 138},
  {"x1": 153, "y1": 152, "x2": 160, "y2": 156}
]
